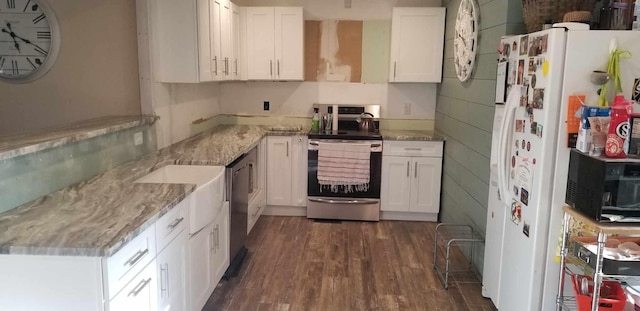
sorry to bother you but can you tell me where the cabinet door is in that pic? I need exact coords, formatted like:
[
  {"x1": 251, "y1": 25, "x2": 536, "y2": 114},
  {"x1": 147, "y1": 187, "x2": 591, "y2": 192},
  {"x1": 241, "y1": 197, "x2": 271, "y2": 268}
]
[
  {"x1": 220, "y1": 0, "x2": 232, "y2": 79},
  {"x1": 274, "y1": 7, "x2": 303, "y2": 80},
  {"x1": 110, "y1": 261, "x2": 158, "y2": 311},
  {"x1": 380, "y1": 156, "x2": 412, "y2": 212},
  {"x1": 157, "y1": 231, "x2": 188, "y2": 311},
  {"x1": 197, "y1": 0, "x2": 214, "y2": 81},
  {"x1": 230, "y1": 3, "x2": 241, "y2": 80},
  {"x1": 210, "y1": 0, "x2": 224, "y2": 80},
  {"x1": 290, "y1": 135, "x2": 308, "y2": 207},
  {"x1": 187, "y1": 224, "x2": 213, "y2": 311},
  {"x1": 389, "y1": 8, "x2": 445, "y2": 82},
  {"x1": 410, "y1": 157, "x2": 442, "y2": 213},
  {"x1": 210, "y1": 204, "x2": 230, "y2": 287},
  {"x1": 246, "y1": 7, "x2": 275, "y2": 80},
  {"x1": 266, "y1": 136, "x2": 292, "y2": 205}
]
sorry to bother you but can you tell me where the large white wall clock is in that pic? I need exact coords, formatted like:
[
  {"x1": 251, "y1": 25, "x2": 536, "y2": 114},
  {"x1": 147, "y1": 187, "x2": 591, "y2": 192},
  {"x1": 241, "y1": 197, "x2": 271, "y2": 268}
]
[
  {"x1": 0, "y1": 0, "x2": 61, "y2": 83},
  {"x1": 453, "y1": 0, "x2": 479, "y2": 82}
]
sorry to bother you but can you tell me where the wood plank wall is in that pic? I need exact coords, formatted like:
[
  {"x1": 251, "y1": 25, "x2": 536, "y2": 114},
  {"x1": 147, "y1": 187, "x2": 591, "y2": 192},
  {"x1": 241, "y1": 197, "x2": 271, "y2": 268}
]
[{"x1": 435, "y1": 0, "x2": 525, "y2": 273}]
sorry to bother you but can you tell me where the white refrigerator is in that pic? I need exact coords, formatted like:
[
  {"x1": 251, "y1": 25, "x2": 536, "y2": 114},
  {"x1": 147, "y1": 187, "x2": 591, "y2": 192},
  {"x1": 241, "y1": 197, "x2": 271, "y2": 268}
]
[{"x1": 481, "y1": 28, "x2": 640, "y2": 311}]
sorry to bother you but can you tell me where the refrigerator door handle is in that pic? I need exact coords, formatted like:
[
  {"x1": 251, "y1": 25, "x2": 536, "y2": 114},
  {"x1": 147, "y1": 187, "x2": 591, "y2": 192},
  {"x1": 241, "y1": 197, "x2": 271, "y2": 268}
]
[{"x1": 497, "y1": 89, "x2": 519, "y2": 209}]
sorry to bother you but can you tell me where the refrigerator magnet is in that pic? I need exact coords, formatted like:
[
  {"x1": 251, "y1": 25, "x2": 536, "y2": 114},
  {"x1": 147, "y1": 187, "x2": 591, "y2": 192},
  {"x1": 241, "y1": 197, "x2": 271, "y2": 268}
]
[
  {"x1": 523, "y1": 222, "x2": 530, "y2": 237},
  {"x1": 513, "y1": 186, "x2": 519, "y2": 196},
  {"x1": 528, "y1": 58, "x2": 535, "y2": 74},
  {"x1": 633, "y1": 78, "x2": 640, "y2": 102},
  {"x1": 536, "y1": 124, "x2": 543, "y2": 138},
  {"x1": 519, "y1": 36, "x2": 528, "y2": 56},
  {"x1": 511, "y1": 200, "x2": 522, "y2": 225},
  {"x1": 526, "y1": 141, "x2": 531, "y2": 151},
  {"x1": 542, "y1": 60, "x2": 550, "y2": 77},
  {"x1": 517, "y1": 157, "x2": 534, "y2": 191},
  {"x1": 515, "y1": 120, "x2": 525, "y2": 133},
  {"x1": 517, "y1": 60, "x2": 525, "y2": 85},
  {"x1": 532, "y1": 89, "x2": 544, "y2": 109},
  {"x1": 520, "y1": 188, "x2": 529, "y2": 206},
  {"x1": 530, "y1": 122, "x2": 538, "y2": 134}
]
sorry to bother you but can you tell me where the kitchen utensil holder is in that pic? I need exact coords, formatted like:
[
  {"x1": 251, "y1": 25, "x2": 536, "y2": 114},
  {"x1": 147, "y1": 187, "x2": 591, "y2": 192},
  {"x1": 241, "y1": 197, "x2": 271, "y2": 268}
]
[{"x1": 433, "y1": 223, "x2": 484, "y2": 289}]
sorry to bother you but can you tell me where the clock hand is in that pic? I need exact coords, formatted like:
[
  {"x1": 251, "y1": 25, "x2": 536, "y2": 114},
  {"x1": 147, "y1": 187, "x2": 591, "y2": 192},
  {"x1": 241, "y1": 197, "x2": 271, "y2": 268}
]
[
  {"x1": 5, "y1": 24, "x2": 47, "y2": 55},
  {"x1": 1, "y1": 27, "x2": 21, "y2": 53}
]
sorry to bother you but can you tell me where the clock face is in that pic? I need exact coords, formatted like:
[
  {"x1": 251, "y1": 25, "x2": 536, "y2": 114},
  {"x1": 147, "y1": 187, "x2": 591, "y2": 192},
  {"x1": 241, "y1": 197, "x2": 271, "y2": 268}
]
[
  {"x1": 0, "y1": 0, "x2": 59, "y2": 82},
  {"x1": 454, "y1": 0, "x2": 479, "y2": 82}
]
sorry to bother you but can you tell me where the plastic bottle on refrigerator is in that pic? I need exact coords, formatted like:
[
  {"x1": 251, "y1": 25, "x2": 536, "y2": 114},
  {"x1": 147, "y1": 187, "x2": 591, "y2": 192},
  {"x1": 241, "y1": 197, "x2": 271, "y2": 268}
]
[{"x1": 633, "y1": 1, "x2": 640, "y2": 30}]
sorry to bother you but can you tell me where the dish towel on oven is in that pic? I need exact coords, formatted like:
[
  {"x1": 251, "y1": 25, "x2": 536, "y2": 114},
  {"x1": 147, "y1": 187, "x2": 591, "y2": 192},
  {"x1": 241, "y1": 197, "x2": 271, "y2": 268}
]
[{"x1": 317, "y1": 142, "x2": 371, "y2": 193}]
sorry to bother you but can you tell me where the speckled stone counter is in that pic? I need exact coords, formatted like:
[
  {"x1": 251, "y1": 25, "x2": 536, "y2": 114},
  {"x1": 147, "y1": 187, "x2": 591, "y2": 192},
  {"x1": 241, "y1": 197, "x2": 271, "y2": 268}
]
[
  {"x1": 0, "y1": 124, "x2": 305, "y2": 257},
  {"x1": 0, "y1": 115, "x2": 157, "y2": 161},
  {"x1": 380, "y1": 129, "x2": 445, "y2": 141}
]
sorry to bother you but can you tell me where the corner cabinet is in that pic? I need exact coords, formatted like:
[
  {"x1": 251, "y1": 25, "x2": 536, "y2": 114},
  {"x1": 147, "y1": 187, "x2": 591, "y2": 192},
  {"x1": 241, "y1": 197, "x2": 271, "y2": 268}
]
[
  {"x1": 381, "y1": 141, "x2": 443, "y2": 221},
  {"x1": 246, "y1": 7, "x2": 303, "y2": 81},
  {"x1": 154, "y1": 0, "x2": 243, "y2": 82},
  {"x1": 266, "y1": 135, "x2": 307, "y2": 207},
  {"x1": 389, "y1": 7, "x2": 446, "y2": 83}
]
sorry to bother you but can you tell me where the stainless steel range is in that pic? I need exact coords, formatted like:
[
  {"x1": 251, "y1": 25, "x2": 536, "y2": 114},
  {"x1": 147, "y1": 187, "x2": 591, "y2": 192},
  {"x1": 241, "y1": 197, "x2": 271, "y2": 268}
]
[{"x1": 307, "y1": 104, "x2": 382, "y2": 221}]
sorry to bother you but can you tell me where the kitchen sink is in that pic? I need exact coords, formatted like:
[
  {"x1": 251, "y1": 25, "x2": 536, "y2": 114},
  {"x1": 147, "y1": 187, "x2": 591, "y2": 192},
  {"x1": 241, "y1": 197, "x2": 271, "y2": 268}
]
[{"x1": 135, "y1": 165, "x2": 225, "y2": 235}]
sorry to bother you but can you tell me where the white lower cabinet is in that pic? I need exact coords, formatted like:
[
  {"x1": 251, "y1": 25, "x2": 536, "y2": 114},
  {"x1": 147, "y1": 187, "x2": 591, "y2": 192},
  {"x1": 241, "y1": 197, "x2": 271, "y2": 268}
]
[
  {"x1": 109, "y1": 261, "x2": 158, "y2": 311},
  {"x1": 381, "y1": 141, "x2": 443, "y2": 220},
  {"x1": 188, "y1": 203, "x2": 230, "y2": 311},
  {"x1": 157, "y1": 230, "x2": 188, "y2": 311},
  {"x1": 266, "y1": 135, "x2": 307, "y2": 207}
]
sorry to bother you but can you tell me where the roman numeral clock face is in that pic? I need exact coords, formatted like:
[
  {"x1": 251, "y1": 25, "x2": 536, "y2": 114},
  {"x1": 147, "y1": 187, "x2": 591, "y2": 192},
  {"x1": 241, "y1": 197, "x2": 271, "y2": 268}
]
[{"x1": 0, "y1": 0, "x2": 59, "y2": 82}]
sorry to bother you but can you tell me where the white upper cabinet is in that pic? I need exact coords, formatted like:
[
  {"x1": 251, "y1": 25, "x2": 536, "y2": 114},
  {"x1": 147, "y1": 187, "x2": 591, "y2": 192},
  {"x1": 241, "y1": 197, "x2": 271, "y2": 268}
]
[
  {"x1": 231, "y1": 3, "x2": 242, "y2": 80},
  {"x1": 154, "y1": 0, "x2": 240, "y2": 83},
  {"x1": 389, "y1": 7, "x2": 446, "y2": 83},
  {"x1": 246, "y1": 7, "x2": 303, "y2": 81}
]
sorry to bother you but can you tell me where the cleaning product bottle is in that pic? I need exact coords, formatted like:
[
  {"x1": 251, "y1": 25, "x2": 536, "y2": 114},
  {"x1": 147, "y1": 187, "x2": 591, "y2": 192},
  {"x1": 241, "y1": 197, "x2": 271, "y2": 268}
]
[
  {"x1": 606, "y1": 94, "x2": 633, "y2": 157},
  {"x1": 311, "y1": 108, "x2": 320, "y2": 133}
]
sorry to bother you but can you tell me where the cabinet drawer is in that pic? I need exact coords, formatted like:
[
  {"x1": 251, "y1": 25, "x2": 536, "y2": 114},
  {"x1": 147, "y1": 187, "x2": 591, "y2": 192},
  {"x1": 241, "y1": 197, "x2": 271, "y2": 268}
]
[
  {"x1": 383, "y1": 141, "x2": 443, "y2": 157},
  {"x1": 105, "y1": 224, "x2": 157, "y2": 299},
  {"x1": 109, "y1": 259, "x2": 158, "y2": 311},
  {"x1": 156, "y1": 199, "x2": 188, "y2": 252}
]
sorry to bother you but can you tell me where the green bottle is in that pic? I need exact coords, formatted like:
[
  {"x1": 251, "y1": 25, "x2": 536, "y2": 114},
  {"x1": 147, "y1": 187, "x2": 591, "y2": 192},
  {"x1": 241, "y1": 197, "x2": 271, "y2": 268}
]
[{"x1": 311, "y1": 108, "x2": 320, "y2": 132}]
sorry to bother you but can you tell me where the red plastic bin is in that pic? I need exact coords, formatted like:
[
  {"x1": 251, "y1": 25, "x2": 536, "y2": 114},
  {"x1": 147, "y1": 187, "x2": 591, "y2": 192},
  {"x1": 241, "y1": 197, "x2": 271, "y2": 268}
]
[{"x1": 570, "y1": 274, "x2": 626, "y2": 311}]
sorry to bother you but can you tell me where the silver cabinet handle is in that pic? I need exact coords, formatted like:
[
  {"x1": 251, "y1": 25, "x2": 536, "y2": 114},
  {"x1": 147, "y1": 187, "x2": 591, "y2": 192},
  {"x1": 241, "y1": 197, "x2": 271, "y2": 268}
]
[
  {"x1": 160, "y1": 264, "x2": 168, "y2": 297},
  {"x1": 226, "y1": 57, "x2": 230, "y2": 75},
  {"x1": 286, "y1": 141, "x2": 289, "y2": 157},
  {"x1": 124, "y1": 249, "x2": 149, "y2": 267},
  {"x1": 127, "y1": 278, "x2": 152, "y2": 297},
  {"x1": 406, "y1": 161, "x2": 410, "y2": 177},
  {"x1": 223, "y1": 57, "x2": 228, "y2": 75},
  {"x1": 405, "y1": 148, "x2": 422, "y2": 151},
  {"x1": 209, "y1": 230, "x2": 216, "y2": 251},
  {"x1": 415, "y1": 161, "x2": 418, "y2": 178},
  {"x1": 215, "y1": 224, "x2": 220, "y2": 249},
  {"x1": 270, "y1": 60, "x2": 273, "y2": 77},
  {"x1": 234, "y1": 59, "x2": 238, "y2": 75},
  {"x1": 277, "y1": 60, "x2": 280, "y2": 77},
  {"x1": 394, "y1": 61, "x2": 397, "y2": 79},
  {"x1": 167, "y1": 217, "x2": 184, "y2": 230},
  {"x1": 213, "y1": 56, "x2": 218, "y2": 75}
]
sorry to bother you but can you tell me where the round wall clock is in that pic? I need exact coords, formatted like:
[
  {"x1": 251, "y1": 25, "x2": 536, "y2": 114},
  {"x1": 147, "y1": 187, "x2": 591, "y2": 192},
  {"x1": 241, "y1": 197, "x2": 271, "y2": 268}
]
[
  {"x1": 453, "y1": 0, "x2": 479, "y2": 82},
  {"x1": 0, "y1": 0, "x2": 60, "y2": 83}
]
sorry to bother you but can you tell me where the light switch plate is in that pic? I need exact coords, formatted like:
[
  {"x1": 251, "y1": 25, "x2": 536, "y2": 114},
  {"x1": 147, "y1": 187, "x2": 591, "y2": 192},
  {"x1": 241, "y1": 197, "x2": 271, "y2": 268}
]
[
  {"x1": 134, "y1": 132, "x2": 143, "y2": 146},
  {"x1": 404, "y1": 103, "x2": 412, "y2": 115}
]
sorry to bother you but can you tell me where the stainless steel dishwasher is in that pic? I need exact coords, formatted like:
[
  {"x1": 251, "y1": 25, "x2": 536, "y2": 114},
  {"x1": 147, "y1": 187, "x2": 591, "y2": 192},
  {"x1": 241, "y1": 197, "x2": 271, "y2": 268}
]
[{"x1": 223, "y1": 146, "x2": 256, "y2": 279}]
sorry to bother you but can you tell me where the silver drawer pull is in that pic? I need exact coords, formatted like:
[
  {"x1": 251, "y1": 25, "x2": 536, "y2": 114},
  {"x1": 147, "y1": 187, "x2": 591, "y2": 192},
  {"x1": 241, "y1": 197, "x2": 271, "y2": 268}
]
[
  {"x1": 127, "y1": 278, "x2": 152, "y2": 297},
  {"x1": 405, "y1": 148, "x2": 422, "y2": 151},
  {"x1": 124, "y1": 249, "x2": 149, "y2": 267},
  {"x1": 167, "y1": 217, "x2": 185, "y2": 230}
]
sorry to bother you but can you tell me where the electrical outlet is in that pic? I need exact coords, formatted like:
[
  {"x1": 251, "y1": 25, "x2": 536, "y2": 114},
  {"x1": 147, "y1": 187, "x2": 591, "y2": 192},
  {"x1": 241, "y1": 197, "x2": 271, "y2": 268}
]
[
  {"x1": 263, "y1": 101, "x2": 270, "y2": 111},
  {"x1": 404, "y1": 103, "x2": 412, "y2": 115},
  {"x1": 134, "y1": 132, "x2": 143, "y2": 146}
]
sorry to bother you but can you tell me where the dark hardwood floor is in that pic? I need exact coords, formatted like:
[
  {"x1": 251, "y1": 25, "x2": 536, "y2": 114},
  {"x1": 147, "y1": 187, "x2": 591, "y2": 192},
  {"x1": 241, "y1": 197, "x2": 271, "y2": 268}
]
[{"x1": 205, "y1": 216, "x2": 497, "y2": 311}]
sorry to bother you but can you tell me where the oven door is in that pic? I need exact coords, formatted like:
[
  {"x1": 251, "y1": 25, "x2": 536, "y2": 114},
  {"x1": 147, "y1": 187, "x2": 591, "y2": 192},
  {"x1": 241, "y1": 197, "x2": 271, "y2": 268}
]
[{"x1": 307, "y1": 139, "x2": 382, "y2": 198}]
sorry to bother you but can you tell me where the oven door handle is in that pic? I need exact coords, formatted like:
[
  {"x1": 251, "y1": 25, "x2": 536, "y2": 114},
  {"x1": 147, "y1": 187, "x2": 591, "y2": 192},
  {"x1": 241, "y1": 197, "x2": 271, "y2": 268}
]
[
  {"x1": 309, "y1": 141, "x2": 381, "y2": 148},
  {"x1": 308, "y1": 198, "x2": 379, "y2": 204}
]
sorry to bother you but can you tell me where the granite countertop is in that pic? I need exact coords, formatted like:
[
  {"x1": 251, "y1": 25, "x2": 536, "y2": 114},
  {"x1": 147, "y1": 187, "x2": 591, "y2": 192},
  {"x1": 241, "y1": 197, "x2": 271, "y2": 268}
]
[
  {"x1": 0, "y1": 123, "x2": 433, "y2": 257},
  {"x1": 0, "y1": 115, "x2": 157, "y2": 161},
  {"x1": 380, "y1": 129, "x2": 445, "y2": 141},
  {"x1": 0, "y1": 124, "x2": 274, "y2": 257}
]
